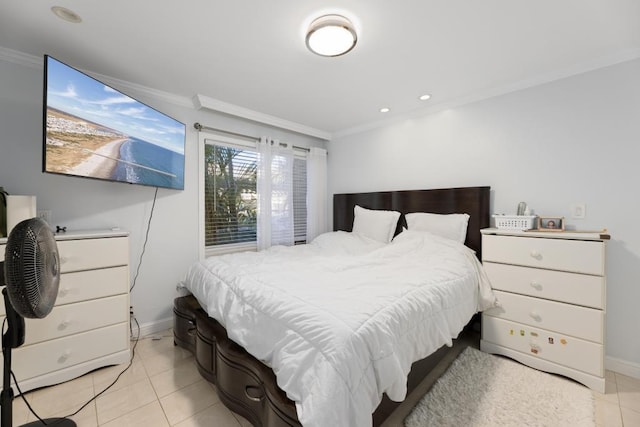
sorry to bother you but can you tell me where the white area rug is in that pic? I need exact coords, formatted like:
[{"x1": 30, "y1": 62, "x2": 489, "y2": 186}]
[{"x1": 404, "y1": 347, "x2": 595, "y2": 427}]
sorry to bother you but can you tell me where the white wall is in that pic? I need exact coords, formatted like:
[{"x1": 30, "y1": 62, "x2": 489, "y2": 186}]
[
  {"x1": 0, "y1": 53, "x2": 325, "y2": 333},
  {"x1": 328, "y1": 58, "x2": 640, "y2": 374}
]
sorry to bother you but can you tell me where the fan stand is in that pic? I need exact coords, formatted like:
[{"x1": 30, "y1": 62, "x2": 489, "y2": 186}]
[{"x1": 1, "y1": 288, "x2": 76, "y2": 427}]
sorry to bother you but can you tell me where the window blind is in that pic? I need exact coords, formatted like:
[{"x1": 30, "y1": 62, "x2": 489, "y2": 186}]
[
  {"x1": 204, "y1": 139, "x2": 309, "y2": 250},
  {"x1": 204, "y1": 144, "x2": 258, "y2": 247},
  {"x1": 293, "y1": 156, "x2": 307, "y2": 244}
]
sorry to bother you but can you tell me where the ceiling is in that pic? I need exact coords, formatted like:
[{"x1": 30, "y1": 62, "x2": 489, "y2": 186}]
[{"x1": 1, "y1": 1, "x2": 639, "y2": 138}]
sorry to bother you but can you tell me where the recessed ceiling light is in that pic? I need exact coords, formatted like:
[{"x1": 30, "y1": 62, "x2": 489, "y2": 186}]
[
  {"x1": 419, "y1": 94, "x2": 431, "y2": 101},
  {"x1": 380, "y1": 107, "x2": 390, "y2": 113},
  {"x1": 306, "y1": 14, "x2": 357, "y2": 57},
  {"x1": 51, "y1": 6, "x2": 82, "y2": 23}
]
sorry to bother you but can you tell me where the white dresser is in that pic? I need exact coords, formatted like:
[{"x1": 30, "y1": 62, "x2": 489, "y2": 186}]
[
  {"x1": 0, "y1": 229, "x2": 131, "y2": 392},
  {"x1": 480, "y1": 228, "x2": 609, "y2": 393}
]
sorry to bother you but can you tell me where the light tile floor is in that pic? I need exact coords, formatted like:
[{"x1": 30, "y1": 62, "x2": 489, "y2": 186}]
[
  {"x1": 10, "y1": 330, "x2": 251, "y2": 427},
  {"x1": 7, "y1": 330, "x2": 640, "y2": 426},
  {"x1": 595, "y1": 370, "x2": 640, "y2": 427}
]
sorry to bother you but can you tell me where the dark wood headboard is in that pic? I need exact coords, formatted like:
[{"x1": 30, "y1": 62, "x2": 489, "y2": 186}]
[{"x1": 333, "y1": 186, "x2": 490, "y2": 258}]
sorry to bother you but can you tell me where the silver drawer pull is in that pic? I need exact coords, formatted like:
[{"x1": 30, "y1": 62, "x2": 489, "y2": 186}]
[
  {"x1": 529, "y1": 311, "x2": 542, "y2": 321},
  {"x1": 530, "y1": 250, "x2": 541, "y2": 260},
  {"x1": 529, "y1": 281, "x2": 543, "y2": 290},
  {"x1": 59, "y1": 320, "x2": 71, "y2": 330},
  {"x1": 245, "y1": 385, "x2": 265, "y2": 402},
  {"x1": 58, "y1": 350, "x2": 72, "y2": 363}
]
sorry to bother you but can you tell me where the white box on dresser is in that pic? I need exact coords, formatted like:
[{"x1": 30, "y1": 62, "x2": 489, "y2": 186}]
[
  {"x1": 0, "y1": 229, "x2": 130, "y2": 392},
  {"x1": 480, "y1": 227, "x2": 610, "y2": 393}
]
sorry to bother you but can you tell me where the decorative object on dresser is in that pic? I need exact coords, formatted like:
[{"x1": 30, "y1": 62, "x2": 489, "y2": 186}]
[
  {"x1": 4, "y1": 195, "x2": 36, "y2": 238},
  {"x1": 537, "y1": 216, "x2": 565, "y2": 231},
  {"x1": 493, "y1": 214, "x2": 537, "y2": 231},
  {"x1": 1, "y1": 217, "x2": 77, "y2": 427},
  {"x1": 174, "y1": 186, "x2": 492, "y2": 427},
  {"x1": 480, "y1": 227, "x2": 610, "y2": 393},
  {"x1": 0, "y1": 187, "x2": 7, "y2": 237},
  {"x1": 0, "y1": 228, "x2": 130, "y2": 394}
]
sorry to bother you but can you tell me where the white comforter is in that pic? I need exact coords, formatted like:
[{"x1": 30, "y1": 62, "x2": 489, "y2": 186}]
[{"x1": 180, "y1": 230, "x2": 496, "y2": 427}]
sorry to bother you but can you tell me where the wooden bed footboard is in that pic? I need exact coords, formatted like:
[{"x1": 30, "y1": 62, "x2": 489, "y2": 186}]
[
  {"x1": 174, "y1": 295, "x2": 453, "y2": 427},
  {"x1": 175, "y1": 295, "x2": 299, "y2": 426}
]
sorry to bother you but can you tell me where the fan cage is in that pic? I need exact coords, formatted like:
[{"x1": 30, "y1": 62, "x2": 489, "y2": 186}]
[{"x1": 4, "y1": 217, "x2": 60, "y2": 319}]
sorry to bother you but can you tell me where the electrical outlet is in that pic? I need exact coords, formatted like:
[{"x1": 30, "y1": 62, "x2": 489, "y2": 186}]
[
  {"x1": 37, "y1": 210, "x2": 52, "y2": 225},
  {"x1": 571, "y1": 203, "x2": 586, "y2": 219}
]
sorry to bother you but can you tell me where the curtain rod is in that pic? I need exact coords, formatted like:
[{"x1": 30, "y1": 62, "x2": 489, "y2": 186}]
[{"x1": 194, "y1": 122, "x2": 310, "y2": 152}]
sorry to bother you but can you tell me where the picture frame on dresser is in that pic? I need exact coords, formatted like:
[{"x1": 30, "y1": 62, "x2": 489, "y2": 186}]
[{"x1": 537, "y1": 216, "x2": 565, "y2": 231}]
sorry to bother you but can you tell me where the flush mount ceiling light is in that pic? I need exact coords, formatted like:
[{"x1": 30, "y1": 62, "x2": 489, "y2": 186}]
[
  {"x1": 51, "y1": 6, "x2": 82, "y2": 23},
  {"x1": 419, "y1": 94, "x2": 432, "y2": 101},
  {"x1": 306, "y1": 14, "x2": 357, "y2": 57}
]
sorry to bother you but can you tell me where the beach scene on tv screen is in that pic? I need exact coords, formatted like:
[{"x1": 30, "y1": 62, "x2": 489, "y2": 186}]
[{"x1": 45, "y1": 57, "x2": 186, "y2": 190}]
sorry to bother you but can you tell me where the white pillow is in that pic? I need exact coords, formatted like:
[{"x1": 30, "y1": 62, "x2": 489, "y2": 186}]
[
  {"x1": 352, "y1": 205, "x2": 401, "y2": 243},
  {"x1": 405, "y1": 212, "x2": 470, "y2": 243}
]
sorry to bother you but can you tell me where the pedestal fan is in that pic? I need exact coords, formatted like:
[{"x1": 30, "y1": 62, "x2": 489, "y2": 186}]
[{"x1": 1, "y1": 217, "x2": 76, "y2": 426}]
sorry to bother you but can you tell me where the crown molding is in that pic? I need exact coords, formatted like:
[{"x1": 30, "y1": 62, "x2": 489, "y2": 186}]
[
  {"x1": 194, "y1": 94, "x2": 332, "y2": 141},
  {"x1": 95, "y1": 73, "x2": 193, "y2": 109},
  {"x1": 333, "y1": 48, "x2": 640, "y2": 139},
  {"x1": 0, "y1": 46, "x2": 42, "y2": 68},
  {"x1": 4, "y1": 44, "x2": 638, "y2": 141},
  {"x1": 0, "y1": 46, "x2": 193, "y2": 109}
]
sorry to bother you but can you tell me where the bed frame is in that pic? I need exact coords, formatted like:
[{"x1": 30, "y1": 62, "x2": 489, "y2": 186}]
[{"x1": 173, "y1": 186, "x2": 490, "y2": 426}]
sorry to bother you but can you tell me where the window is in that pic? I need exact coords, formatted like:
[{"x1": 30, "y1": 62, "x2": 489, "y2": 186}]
[
  {"x1": 204, "y1": 143, "x2": 258, "y2": 248},
  {"x1": 203, "y1": 137, "x2": 307, "y2": 253},
  {"x1": 292, "y1": 156, "x2": 307, "y2": 244}
]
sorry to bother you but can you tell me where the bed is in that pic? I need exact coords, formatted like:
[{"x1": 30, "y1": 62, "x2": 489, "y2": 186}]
[{"x1": 174, "y1": 186, "x2": 493, "y2": 427}]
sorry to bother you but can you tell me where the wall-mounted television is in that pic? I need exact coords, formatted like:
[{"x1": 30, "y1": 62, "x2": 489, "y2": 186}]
[{"x1": 43, "y1": 55, "x2": 186, "y2": 190}]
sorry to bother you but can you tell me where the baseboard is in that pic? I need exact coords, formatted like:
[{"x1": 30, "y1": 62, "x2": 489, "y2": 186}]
[
  {"x1": 606, "y1": 355, "x2": 640, "y2": 380},
  {"x1": 132, "y1": 316, "x2": 173, "y2": 339}
]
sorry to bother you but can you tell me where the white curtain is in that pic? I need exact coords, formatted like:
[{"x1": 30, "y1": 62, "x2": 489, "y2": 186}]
[
  {"x1": 306, "y1": 147, "x2": 328, "y2": 242},
  {"x1": 257, "y1": 137, "x2": 294, "y2": 250}
]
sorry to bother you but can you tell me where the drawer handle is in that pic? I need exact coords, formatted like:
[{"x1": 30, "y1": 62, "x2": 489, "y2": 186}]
[
  {"x1": 59, "y1": 256, "x2": 68, "y2": 264},
  {"x1": 529, "y1": 281, "x2": 543, "y2": 291},
  {"x1": 530, "y1": 250, "x2": 542, "y2": 260},
  {"x1": 59, "y1": 320, "x2": 71, "y2": 330},
  {"x1": 58, "y1": 350, "x2": 72, "y2": 363},
  {"x1": 58, "y1": 287, "x2": 70, "y2": 297},
  {"x1": 529, "y1": 311, "x2": 542, "y2": 321},
  {"x1": 187, "y1": 319, "x2": 197, "y2": 336},
  {"x1": 245, "y1": 385, "x2": 265, "y2": 402}
]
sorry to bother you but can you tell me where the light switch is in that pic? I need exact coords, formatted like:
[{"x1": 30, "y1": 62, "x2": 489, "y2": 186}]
[{"x1": 571, "y1": 203, "x2": 586, "y2": 219}]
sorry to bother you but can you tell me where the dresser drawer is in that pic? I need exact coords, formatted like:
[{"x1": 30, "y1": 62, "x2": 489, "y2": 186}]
[
  {"x1": 58, "y1": 266, "x2": 129, "y2": 305},
  {"x1": 58, "y1": 237, "x2": 129, "y2": 273},
  {"x1": 486, "y1": 290, "x2": 603, "y2": 342},
  {"x1": 0, "y1": 266, "x2": 129, "y2": 316},
  {"x1": 482, "y1": 316, "x2": 603, "y2": 376},
  {"x1": 484, "y1": 262, "x2": 604, "y2": 309},
  {"x1": 483, "y1": 235, "x2": 604, "y2": 275},
  {"x1": 13, "y1": 323, "x2": 129, "y2": 382},
  {"x1": 24, "y1": 295, "x2": 129, "y2": 345}
]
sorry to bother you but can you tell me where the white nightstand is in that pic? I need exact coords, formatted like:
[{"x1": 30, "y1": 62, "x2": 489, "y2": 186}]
[{"x1": 480, "y1": 228, "x2": 610, "y2": 393}]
